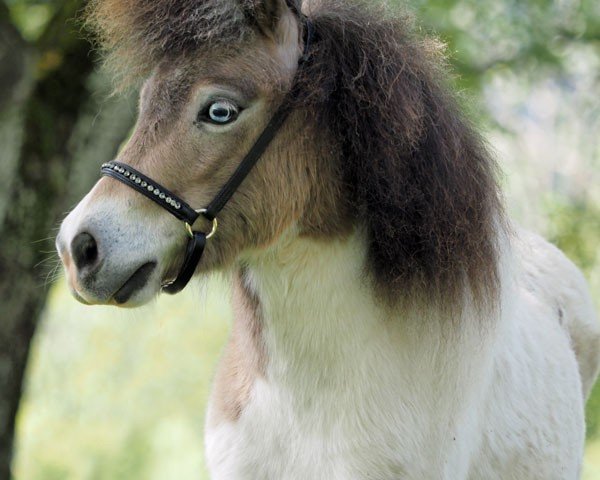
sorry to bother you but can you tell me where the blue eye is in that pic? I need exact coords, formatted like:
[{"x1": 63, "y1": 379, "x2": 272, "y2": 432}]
[{"x1": 202, "y1": 100, "x2": 239, "y2": 125}]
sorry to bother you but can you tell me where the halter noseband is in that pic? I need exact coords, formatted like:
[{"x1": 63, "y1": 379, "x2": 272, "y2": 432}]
[{"x1": 101, "y1": 19, "x2": 314, "y2": 295}]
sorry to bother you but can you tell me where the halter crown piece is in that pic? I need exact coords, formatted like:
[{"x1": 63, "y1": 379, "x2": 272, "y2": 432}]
[{"x1": 101, "y1": 18, "x2": 314, "y2": 294}]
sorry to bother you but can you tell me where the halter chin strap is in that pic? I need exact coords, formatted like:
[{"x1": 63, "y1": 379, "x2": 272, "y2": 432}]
[{"x1": 100, "y1": 19, "x2": 314, "y2": 295}]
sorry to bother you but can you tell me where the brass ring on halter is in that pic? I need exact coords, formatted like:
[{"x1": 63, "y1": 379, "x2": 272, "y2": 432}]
[{"x1": 185, "y1": 209, "x2": 218, "y2": 240}]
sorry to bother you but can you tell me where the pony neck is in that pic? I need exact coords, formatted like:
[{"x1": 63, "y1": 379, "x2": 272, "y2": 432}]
[
  {"x1": 236, "y1": 229, "x2": 398, "y2": 382},
  {"x1": 233, "y1": 225, "x2": 504, "y2": 382}
]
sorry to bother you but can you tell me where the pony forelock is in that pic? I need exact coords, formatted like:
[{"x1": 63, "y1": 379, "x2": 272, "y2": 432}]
[{"x1": 85, "y1": 0, "x2": 253, "y2": 88}]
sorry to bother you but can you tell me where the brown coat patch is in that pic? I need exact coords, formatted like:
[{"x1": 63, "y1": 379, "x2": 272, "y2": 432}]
[{"x1": 209, "y1": 268, "x2": 265, "y2": 425}]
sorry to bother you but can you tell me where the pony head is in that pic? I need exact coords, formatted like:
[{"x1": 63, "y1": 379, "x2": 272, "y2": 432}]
[{"x1": 57, "y1": 0, "x2": 502, "y2": 310}]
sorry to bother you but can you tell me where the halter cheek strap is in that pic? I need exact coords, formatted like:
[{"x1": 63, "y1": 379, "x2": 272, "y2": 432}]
[{"x1": 100, "y1": 19, "x2": 314, "y2": 295}]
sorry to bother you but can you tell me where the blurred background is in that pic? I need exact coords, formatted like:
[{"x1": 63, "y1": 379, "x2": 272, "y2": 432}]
[{"x1": 0, "y1": 0, "x2": 598, "y2": 478}]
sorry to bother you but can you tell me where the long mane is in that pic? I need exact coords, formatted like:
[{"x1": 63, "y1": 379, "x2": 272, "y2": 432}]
[{"x1": 298, "y1": 1, "x2": 503, "y2": 309}]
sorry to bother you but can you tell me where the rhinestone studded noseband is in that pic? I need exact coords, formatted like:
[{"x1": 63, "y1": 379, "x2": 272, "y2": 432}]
[{"x1": 100, "y1": 20, "x2": 314, "y2": 295}]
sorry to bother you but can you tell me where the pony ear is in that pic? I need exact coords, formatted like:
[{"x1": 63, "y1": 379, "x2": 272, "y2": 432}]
[{"x1": 242, "y1": 0, "x2": 301, "y2": 41}]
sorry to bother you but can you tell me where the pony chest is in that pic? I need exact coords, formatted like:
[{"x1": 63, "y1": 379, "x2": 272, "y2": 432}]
[
  {"x1": 206, "y1": 375, "x2": 421, "y2": 479},
  {"x1": 205, "y1": 236, "x2": 480, "y2": 478},
  {"x1": 205, "y1": 327, "x2": 455, "y2": 479}
]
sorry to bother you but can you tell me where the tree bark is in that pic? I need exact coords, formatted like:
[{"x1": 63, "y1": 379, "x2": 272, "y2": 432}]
[
  {"x1": 0, "y1": 2, "x2": 34, "y2": 227},
  {"x1": 0, "y1": 2, "x2": 134, "y2": 477}
]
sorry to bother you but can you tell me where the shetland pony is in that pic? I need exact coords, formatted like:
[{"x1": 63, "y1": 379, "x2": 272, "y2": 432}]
[{"x1": 56, "y1": 0, "x2": 600, "y2": 478}]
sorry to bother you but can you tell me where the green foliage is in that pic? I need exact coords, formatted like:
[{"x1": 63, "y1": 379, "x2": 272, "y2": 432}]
[
  {"x1": 589, "y1": 384, "x2": 600, "y2": 439},
  {"x1": 406, "y1": 0, "x2": 600, "y2": 90},
  {"x1": 89, "y1": 431, "x2": 151, "y2": 480},
  {"x1": 5, "y1": 0, "x2": 55, "y2": 42},
  {"x1": 548, "y1": 200, "x2": 600, "y2": 278}
]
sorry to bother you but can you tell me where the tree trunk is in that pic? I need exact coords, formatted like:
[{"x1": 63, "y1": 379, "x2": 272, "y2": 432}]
[
  {"x1": 0, "y1": 2, "x2": 34, "y2": 227},
  {"x1": 0, "y1": 2, "x2": 135, "y2": 477}
]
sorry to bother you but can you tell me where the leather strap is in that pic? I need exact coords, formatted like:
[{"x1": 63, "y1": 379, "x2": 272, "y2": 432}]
[
  {"x1": 203, "y1": 97, "x2": 295, "y2": 221},
  {"x1": 161, "y1": 232, "x2": 206, "y2": 294},
  {"x1": 203, "y1": 19, "x2": 313, "y2": 221},
  {"x1": 101, "y1": 162, "x2": 200, "y2": 225}
]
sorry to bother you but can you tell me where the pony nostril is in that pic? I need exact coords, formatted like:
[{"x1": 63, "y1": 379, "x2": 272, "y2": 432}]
[{"x1": 71, "y1": 232, "x2": 99, "y2": 271}]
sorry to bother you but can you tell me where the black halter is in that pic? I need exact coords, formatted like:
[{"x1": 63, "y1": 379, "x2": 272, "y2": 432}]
[{"x1": 101, "y1": 20, "x2": 314, "y2": 295}]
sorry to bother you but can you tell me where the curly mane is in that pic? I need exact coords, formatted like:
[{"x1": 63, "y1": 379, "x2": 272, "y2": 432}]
[{"x1": 299, "y1": 1, "x2": 504, "y2": 309}]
